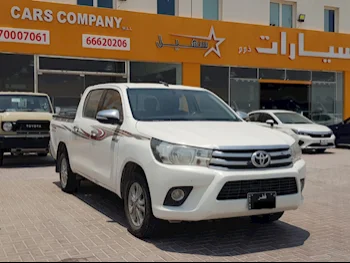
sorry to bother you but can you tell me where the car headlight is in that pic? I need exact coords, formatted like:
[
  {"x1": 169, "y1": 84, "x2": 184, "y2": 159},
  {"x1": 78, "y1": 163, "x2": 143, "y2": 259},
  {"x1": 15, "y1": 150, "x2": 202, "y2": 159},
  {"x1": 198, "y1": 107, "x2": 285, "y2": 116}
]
[
  {"x1": 291, "y1": 141, "x2": 302, "y2": 163},
  {"x1": 2, "y1": 122, "x2": 13, "y2": 132},
  {"x1": 151, "y1": 138, "x2": 212, "y2": 167},
  {"x1": 292, "y1": 129, "x2": 309, "y2": 136}
]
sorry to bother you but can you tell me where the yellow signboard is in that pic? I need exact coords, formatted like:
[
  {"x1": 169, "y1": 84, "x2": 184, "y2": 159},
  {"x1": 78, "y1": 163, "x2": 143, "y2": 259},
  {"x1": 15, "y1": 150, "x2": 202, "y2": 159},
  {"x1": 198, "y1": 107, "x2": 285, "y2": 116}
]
[{"x1": 1, "y1": 0, "x2": 350, "y2": 72}]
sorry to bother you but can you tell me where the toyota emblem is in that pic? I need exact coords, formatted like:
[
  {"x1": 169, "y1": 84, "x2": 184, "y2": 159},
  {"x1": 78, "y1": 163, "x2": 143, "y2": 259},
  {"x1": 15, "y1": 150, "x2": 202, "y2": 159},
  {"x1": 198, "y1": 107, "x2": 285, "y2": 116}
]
[{"x1": 251, "y1": 151, "x2": 271, "y2": 168}]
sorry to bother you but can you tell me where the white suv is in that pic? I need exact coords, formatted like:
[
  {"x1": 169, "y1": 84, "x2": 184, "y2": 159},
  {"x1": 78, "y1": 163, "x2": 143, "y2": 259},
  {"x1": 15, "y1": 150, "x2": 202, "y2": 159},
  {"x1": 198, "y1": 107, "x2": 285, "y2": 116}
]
[
  {"x1": 248, "y1": 110, "x2": 336, "y2": 153},
  {"x1": 50, "y1": 83, "x2": 306, "y2": 238}
]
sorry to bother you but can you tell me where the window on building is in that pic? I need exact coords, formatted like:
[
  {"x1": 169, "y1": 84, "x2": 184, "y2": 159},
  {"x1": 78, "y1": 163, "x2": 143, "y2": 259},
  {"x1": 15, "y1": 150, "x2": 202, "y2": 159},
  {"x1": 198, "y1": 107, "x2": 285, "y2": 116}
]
[
  {"x1": 270, "y1": 1, "x2": 294, "y2": 28},
  {"x1": 77, "y1": 0, "x2": 93, "y2": 6},
  {"x1": 77, "y1": 0, "x2": 113, "y2": 8},
  {"x1": 203, "y1": 0, "x2": 219, "y2": 20},
  {"x1": 130, "y1": 62, "x2": 182, "y2": 84},
  {"x1": 0, "y1": 54, "x2": 34, "y2": 93},
  {"x1": 325, "y1": 8, "x2": 337, "y2": 32},
  {"x1": 201, "y1": 65, "x2": 229, "y2": 103},
  {"x1": 98, "y1": 0, "x2": 113, "y2": 8},
  {"x1": 157, "y1": 0, "x2": 175, "y2": 15}
]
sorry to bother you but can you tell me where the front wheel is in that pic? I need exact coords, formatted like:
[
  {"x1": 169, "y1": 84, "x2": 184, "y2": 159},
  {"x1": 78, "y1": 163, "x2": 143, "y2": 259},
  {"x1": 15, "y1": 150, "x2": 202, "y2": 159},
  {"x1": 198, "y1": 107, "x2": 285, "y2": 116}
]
[
  {"x1": 123, "y1": 172, "x2": 161, "y2": 239},
  {"x1": 58, "y1": 150, "x2": 77, "y2": 194},
  {"x1": 250, "y1": 212, "x2": 284, "y2": 224}
]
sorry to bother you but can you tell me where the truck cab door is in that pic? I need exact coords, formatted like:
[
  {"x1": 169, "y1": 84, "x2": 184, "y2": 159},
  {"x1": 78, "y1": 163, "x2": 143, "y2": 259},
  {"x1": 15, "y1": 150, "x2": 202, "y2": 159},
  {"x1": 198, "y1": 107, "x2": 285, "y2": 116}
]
[
  {"x1": 90, "y1": 89, "x2": 124, "y2": 188},
  {"x1": 71, "y1": 89, "x2": 105, "y2": 177}
]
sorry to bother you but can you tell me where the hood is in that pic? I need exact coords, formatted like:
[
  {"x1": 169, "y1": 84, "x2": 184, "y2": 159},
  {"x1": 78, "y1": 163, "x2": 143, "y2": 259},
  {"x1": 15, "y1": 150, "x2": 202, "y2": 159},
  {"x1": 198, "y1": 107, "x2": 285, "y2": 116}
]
[
  {"x1": 284, "y1": 123, "x2": 332, "y2": 133},
  {"x1": 136, "y1": 121, "x2": 295, "y2": 149},
  {"x1": 0, "y1": 112, "x2": 53, "y2": 122}
]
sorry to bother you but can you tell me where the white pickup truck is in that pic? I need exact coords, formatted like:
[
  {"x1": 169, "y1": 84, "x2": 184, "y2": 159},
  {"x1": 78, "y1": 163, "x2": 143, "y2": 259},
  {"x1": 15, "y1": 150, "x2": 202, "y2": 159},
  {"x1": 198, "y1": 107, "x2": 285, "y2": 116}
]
[{"x1": 50, "y1": 83, "x2": 306, "y2": 239}]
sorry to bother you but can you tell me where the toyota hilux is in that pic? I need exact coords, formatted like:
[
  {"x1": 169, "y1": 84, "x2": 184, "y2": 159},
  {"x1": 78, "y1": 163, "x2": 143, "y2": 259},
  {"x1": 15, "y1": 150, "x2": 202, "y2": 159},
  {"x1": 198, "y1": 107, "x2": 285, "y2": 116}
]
[{"x1": 50, "y1": 83, "x2": 306, "y2": 238}]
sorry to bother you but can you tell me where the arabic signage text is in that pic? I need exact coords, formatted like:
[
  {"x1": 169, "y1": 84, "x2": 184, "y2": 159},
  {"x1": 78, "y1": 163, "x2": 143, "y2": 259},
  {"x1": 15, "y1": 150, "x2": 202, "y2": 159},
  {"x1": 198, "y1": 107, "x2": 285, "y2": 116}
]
[{"x1": 2, "y1": 0, "x2": 350, "y2": 72}]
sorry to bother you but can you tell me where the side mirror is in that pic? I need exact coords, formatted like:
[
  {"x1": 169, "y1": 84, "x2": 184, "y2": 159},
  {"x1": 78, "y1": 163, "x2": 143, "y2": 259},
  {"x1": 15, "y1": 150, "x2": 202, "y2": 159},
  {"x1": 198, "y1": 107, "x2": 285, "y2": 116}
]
[
  {"x1": 55, "y1": 107, "x2": 61, "y2": 115},
  {"x1": 266, "y1": 119, "x2": 275, "y2": 127},
  {"x1": 96, "y1": 109, "x2": 121, "y2": 125}
]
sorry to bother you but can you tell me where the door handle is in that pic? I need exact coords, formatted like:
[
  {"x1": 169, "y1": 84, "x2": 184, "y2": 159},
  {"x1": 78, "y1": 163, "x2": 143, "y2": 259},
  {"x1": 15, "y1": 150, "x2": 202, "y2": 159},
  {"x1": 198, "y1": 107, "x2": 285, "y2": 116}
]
[{"x1": 73, "y1": 126, "x2": 79, "y2": 133}]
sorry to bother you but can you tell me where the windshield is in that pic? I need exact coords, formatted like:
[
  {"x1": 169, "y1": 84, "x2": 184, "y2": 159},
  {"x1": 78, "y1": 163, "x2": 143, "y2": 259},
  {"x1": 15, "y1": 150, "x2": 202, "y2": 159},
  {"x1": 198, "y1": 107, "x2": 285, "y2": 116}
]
[
  {"x1": 0, "y1": 95, "x2": 52, "y2": 113},
  {"x1": 275, "y1": 112, "x2": 313, "y2": 124},
  {"x1": 127, "y1": 88, "x2": 241, "y2": 122}
]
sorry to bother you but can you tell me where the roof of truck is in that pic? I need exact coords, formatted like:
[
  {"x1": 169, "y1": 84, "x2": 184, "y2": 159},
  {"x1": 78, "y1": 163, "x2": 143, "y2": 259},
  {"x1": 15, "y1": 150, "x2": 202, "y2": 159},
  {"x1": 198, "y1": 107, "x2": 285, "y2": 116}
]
[
  {"x1": 87, "y1": 83, "x2": 206, "y2": 91},
  {"x1": 0, "y1": 92, "x2": 49, "y2": 96}
]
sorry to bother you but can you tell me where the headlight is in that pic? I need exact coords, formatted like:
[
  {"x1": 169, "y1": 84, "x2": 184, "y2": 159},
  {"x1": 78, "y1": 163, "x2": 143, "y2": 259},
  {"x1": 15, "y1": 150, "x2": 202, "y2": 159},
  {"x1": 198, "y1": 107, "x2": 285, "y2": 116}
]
[
  {"x1": 291, "y1": 141, "x2": 302, "y2": 163},
  {"x1": 292, "y1": 129, "x2": 309, "y2": 136},
  {"x1": 2, "y1": 122, "x2": 13, "y2": 132},
  {"x1": 151, "y1": 138, "x2": 212, "y2": 167}
]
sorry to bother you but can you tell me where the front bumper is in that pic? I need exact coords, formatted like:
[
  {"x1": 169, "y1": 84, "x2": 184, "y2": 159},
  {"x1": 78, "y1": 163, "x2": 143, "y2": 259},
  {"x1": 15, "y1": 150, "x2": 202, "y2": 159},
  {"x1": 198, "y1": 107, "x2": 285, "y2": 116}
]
[
  {"x1": 0, "y1": 134, "x2": 50, "y2": 152},
  {"x1": 148, "y1": 159, "x2": 306, "y2": 222},
  {"x1": 298, "y1": 134, "x2": 336, "y2": 150}
]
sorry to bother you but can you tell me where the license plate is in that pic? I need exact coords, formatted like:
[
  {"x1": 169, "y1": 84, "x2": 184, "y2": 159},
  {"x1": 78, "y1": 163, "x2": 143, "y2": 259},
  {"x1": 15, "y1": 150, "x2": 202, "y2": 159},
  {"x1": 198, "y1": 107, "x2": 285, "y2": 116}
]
[
  {"x1": 320, "y1": 140, "x2": 328, "y2": 146},
  {"x1": 248, "y1": 192, "x2": 277, "y2": 210}
]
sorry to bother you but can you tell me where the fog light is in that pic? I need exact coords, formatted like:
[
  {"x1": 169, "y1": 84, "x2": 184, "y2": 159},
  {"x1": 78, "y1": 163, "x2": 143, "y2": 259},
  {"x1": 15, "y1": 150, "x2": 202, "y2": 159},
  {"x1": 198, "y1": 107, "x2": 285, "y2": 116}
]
[
  {"x1": 163, "y1": 186, "x2": 193, "y2": 207},
  {"x1": 171, "y1": 189, "x2": 185, "y2": 202},
  {"x1": 301, "y1": 179, "x2": 305, "y2": 192}
]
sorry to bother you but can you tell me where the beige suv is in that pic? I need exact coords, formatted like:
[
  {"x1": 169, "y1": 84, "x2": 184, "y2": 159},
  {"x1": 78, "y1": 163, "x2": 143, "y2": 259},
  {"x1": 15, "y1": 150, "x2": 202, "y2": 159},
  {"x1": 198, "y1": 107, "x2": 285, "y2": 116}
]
[{"x1": 0, "y1": 92, "x2": 53, "y2": 166}]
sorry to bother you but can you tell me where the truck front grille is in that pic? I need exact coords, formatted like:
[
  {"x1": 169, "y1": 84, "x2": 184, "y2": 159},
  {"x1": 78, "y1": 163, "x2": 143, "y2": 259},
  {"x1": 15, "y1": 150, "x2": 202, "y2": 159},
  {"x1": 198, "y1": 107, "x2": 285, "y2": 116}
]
[
  {"x1": 217, "y1": 177, "x2": 298, "y2": 200},
  {"x1": 209, "y1": 146, "x2": 292, "y2": 170},
  {"x1": 306, "y1": 132, "x2": 333, "y2": 138},
  {"x1": 15, "y1": 121, "x2": 50, "y2": 132}
]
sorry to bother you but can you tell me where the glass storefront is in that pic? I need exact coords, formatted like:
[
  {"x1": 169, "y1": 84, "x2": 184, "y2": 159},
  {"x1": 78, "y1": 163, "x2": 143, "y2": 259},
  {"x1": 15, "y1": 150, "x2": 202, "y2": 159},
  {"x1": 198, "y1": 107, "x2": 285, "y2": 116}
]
[
  {"x1": 200, "y1": 65, "x2": 229, "y2": 103},
  {"x1": 0, "y1": 54, "x2": 183, "y2": 114},
  {"x1": 0, "y1": 52, "x2": 345, "y2": 125},
  {"x1": 201, "y1": 65, "x2": 345, "y2": 125},
  {"x1": 37, "y1": 56, "x2": 127, "y2": 112},
  {"x1": 0, "y1": 53, "x2": 34, "y2": 92},
  {"x1": 130, "y1": 62, "x2": 182, "y2": 84}
]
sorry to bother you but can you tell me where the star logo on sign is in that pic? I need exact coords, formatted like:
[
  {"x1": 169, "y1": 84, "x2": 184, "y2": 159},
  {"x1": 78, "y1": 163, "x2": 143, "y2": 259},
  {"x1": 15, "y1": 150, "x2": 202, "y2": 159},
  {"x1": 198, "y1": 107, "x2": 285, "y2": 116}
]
[{"x1": 171, "y1": 26, "x2": 226, "y2": 58}]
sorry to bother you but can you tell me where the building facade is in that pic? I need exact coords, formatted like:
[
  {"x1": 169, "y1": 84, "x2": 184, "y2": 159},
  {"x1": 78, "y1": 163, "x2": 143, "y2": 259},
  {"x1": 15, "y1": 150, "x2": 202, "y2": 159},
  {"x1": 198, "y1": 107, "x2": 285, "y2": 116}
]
[{"x1": 1, "y1": 0, "x2": 349, "y2": 123}]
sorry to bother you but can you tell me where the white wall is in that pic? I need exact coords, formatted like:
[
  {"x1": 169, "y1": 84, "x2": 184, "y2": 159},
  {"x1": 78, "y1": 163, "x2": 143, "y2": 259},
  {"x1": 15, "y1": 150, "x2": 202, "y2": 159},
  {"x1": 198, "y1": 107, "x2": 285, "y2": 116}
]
[{"x1": 36, "y1": 0, "x2": 350, "y2": 33}]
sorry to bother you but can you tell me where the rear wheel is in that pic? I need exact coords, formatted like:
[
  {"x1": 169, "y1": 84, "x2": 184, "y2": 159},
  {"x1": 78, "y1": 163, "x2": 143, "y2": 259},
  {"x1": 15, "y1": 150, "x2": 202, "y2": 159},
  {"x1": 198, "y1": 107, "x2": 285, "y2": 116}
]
[
  {"x1": 250, "y1": 212, "x2": 284, "y2": 224},
  {"x1": 58, "y1": 150, "x2": 77, "y2": 194},
  {"x1": 123, "y1": 172, "x2": 161, "y2": 239}
]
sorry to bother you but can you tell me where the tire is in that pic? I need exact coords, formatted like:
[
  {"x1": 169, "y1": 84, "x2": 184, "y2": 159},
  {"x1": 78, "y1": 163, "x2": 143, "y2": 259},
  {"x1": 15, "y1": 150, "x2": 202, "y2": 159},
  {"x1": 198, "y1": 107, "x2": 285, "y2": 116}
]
[
  {"x1": 315, "y1": 149, "x2": 326, "y2": 154},
  {"x1": 58, "y1": 150, "x2": 77, "y2": 194},
  {"x1": 38, "y1": 153, "x2": 48, "y2": 157},
  {"x1": 250, "y1": 212, "x2": 284, "y2": 224},
  {"x1": 123, "y1": 172, "x2": 161, "y2": 239}
]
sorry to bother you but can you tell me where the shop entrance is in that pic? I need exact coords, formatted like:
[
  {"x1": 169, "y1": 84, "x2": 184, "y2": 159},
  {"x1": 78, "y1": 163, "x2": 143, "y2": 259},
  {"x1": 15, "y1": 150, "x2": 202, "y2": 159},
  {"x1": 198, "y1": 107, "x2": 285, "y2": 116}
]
[{"x1": 260, "y1": 83, "x2": 311, "y2": 117}]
